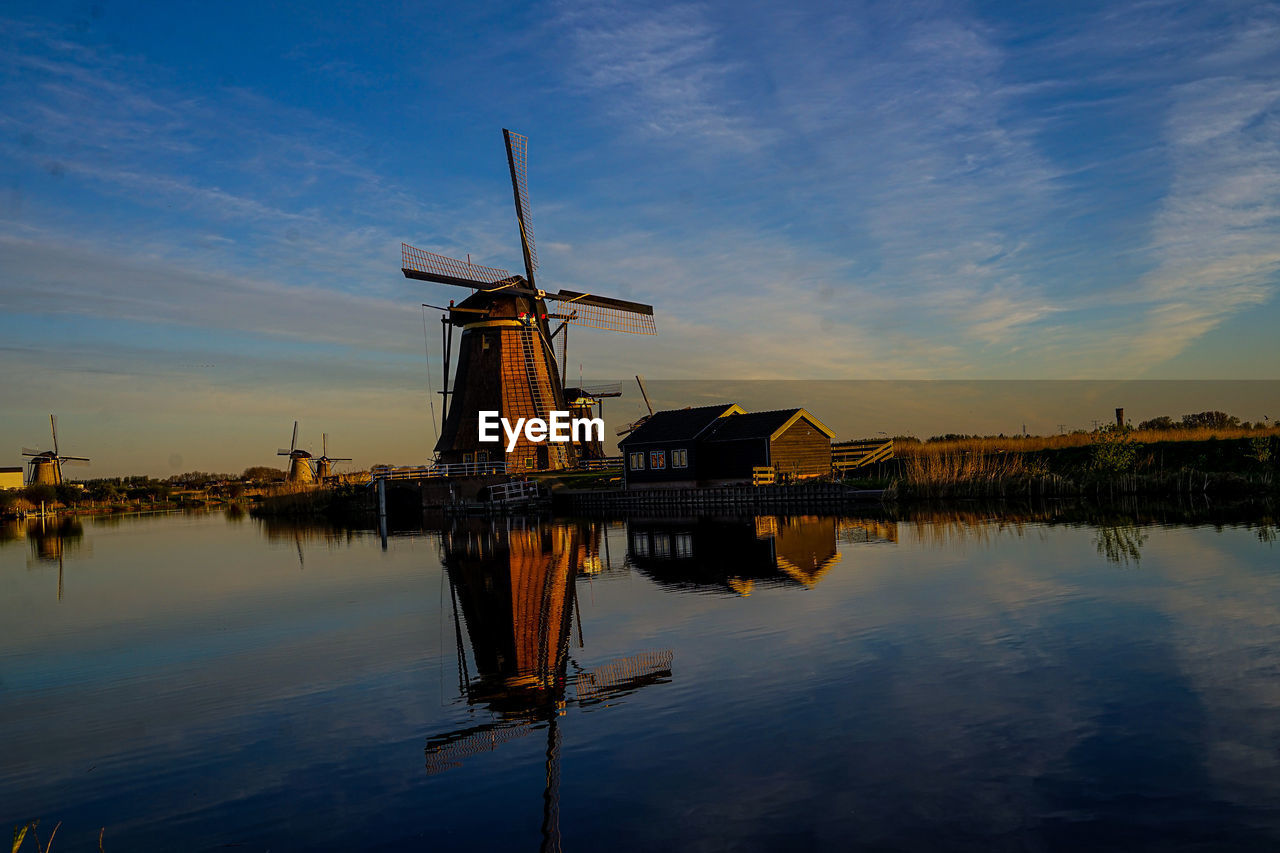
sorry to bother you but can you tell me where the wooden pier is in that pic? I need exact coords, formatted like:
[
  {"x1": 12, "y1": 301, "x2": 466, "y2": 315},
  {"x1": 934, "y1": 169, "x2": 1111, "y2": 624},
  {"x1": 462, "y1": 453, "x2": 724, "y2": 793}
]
[{"x1": 557, "y1": 482, "x2": 884, "y2": 513}]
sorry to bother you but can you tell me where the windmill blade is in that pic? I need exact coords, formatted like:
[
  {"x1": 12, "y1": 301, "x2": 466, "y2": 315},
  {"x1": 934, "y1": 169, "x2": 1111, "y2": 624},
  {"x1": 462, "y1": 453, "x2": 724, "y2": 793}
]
[
  {"x1": 636, "y1": 375, "x2": 654, "y2": 416},
  {"x1": 573, "y1": 650, "x2": 673, "y2": 704},
  {"x1": 330, "y1": 457, "x2": 353, "y2": 462},
  {"x1": 291, "y1": 421, "x2": 299, "y2": 453},
  {"x1": 322, "y1": 433, "x2": 328, "y2": 458},
  {"x1": 503, "y1": 128, "x2": 538, "y2": 284},
  {"x1": 544, "y1": 292, "x2": 657, "y2": 335},
  {"x1": 278, "y1": 449, "x2": 292, "y2": 456},
  {"x1": 402, "y1": 244, "x2": 520, "y2": 290},
  {"x1": 60, "y1": 456, "x2": 90, "y2": 463},
  {"x1": 50, "y1": 415, "x2": 59, "y2": 457},
  {"x1": 425, "y1": 719, "x2": 538, "y2": 776},
  {"x1": 22, "y1": 447, "x2": 40, "y2": 456}
]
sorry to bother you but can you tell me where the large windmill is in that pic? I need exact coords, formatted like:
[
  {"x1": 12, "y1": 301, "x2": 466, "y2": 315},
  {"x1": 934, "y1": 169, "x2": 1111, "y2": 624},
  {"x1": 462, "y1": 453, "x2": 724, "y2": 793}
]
[
  {"x1": 22, "y1": 415, "x2": 90, "y2": 486},
  {"x1": 277, "y1": 421, "x2": 314, "y2": 484},
  {"x1": 402, "y1": 129, "x2": 657, "y2": 472},
  {"x1": 313, "y1": 433, "x2": 352, "y2": 480}
]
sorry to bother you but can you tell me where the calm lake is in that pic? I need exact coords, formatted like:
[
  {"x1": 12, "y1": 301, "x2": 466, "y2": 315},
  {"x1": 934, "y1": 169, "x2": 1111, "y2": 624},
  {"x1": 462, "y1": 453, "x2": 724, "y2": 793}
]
[{"x1": 3, "y1": 507, "x2": 1279, "y2": 851}]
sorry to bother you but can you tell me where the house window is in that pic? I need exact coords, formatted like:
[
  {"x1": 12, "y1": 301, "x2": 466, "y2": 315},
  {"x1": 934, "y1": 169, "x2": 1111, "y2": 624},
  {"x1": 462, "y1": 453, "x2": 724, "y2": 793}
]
[
  {"x1": 675, "y1": 533, "x2": 693, "y2": 558},
  {"x1": 629, "y1": 451, "x2": 645, "y2": 470},
  {"x1": 650, "y1": 450, "x2": 666, "y2": 469},
  {"x1": 631, "y1": 532, "x2": 650, "y2": 557},
  {"x1": 525, "y1": 457, "x2": 535, "y2": 468},
  {"x1": 476, "y1": 451, "x2": 489, "y2": 464},
  {"x1": 654, "y1": 535, "x2": 671, "y2": 558},
  {"x1": 462, "y1": 452, "x2": 474, "y2": 464},
  {"x1": 672, "y1": 448, "x2": 689, "y2": 468}
]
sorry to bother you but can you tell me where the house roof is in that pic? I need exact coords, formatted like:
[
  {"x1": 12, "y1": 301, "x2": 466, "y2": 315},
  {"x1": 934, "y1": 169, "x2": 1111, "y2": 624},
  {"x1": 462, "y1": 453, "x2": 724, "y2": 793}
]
[
  {"x1": 704, "y1": 408, "x2": 836, "y2": 442},
  {"x1": 619, "y1": 404, "x2": 743, "y2": 445}
]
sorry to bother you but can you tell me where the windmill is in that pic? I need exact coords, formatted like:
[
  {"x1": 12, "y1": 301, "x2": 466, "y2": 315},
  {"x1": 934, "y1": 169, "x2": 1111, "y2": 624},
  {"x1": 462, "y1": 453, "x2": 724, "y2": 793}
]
[
  {"x1": 22, "y1": 415, "x2": 90, "y2": 486},
  {"x1": 314, "y1": 434, "x2": 352, "y2": 481},
  {"x1": 402, "y1": 129, "x2": 657, "y2": 473},
  {"x1": 616, "y1": 375, "x2": 655, "y2": 436},
  {"x1": 277, "y1": 421, "x2": 314, "y2": 484}
]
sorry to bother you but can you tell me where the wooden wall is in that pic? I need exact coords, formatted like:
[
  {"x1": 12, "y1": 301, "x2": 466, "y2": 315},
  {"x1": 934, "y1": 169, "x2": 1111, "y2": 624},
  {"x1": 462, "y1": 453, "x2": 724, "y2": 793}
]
[{"x1": 769, "y1": 419, "x2": 832, "y2": 479}]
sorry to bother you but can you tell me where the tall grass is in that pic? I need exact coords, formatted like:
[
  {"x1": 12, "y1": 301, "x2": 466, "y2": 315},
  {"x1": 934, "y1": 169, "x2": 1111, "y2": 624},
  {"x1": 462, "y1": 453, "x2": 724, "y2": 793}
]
[
  {"x1": 887, "y1": 426, "x2": 1279, "y2": 499},
  {"x1": 901, "y1": 425, "x2": 1279, "y2": 457}
]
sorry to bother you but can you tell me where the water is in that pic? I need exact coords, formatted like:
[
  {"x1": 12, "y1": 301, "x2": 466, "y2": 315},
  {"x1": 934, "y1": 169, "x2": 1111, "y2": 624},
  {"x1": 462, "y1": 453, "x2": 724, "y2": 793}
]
[{"x1": 3, "y1": 508, "x2": 1279, "y2": 851}]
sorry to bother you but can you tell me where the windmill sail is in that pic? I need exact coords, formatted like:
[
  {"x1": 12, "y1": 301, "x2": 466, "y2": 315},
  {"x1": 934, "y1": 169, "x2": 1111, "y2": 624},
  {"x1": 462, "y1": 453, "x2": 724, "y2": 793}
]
[
  {"x1": 402, "y1": 244, "x2": 518, "y2": 290},
  {"x1": 503, "y1": 128, "x2": 538, "y2": 282},
  {"x1": 545, "y1": 291, "x2": 656, "y2": 334}
]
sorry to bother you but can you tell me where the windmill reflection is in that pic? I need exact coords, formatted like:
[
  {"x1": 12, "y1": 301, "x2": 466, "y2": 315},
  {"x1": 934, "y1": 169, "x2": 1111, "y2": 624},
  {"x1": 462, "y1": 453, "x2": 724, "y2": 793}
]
[
  {"x1": 427, "y1": 518, "x2": 673, "y2": 852},
  {"x1": 627, "y1": 515, "x2": 866, "y2": 595},
  {"x1": 25, "y1": 516, "x2": 84, "y2": 601}
]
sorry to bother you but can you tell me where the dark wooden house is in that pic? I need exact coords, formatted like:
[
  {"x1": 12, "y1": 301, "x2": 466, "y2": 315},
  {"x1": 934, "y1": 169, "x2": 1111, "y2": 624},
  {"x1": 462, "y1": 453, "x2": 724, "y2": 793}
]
[
  {"x1": 619, "y1": 405, "x2": 833, "y2": 489},
  {"x1": 618, "y1": 403, "x2": 744, "y2": 489},
  {"x1": 701, "y1": 409, "x2": 834, "y2": 483}
]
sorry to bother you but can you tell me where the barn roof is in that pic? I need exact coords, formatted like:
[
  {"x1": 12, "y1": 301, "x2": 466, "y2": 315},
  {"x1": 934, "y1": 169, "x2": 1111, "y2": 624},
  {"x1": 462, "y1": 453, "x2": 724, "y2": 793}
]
[
  {"x1": 619, "y1": 404, "x2": 743, "y2": 445},
  {"x1": 704, "y1": 408, "x2": 835, "y2": 442}
]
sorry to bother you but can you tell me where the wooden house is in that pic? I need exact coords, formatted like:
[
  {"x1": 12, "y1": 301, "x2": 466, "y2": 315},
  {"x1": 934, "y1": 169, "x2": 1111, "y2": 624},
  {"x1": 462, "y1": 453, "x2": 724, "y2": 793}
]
[
  {"x1": 618, "y1": 404, "x2": 744, "y2": 489},
  {"x1": 701, "y1": 409, "x2": 834, "y2": 483},
  {"x1": 619, "y1": 405, "x2": 833, "y2": 489}
]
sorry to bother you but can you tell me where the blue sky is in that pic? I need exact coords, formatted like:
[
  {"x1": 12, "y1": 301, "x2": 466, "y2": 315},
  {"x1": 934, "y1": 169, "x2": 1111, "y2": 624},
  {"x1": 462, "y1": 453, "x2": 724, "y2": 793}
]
[{"x1": 2, "y1": 0, "x2": 1279, "y2": 474}]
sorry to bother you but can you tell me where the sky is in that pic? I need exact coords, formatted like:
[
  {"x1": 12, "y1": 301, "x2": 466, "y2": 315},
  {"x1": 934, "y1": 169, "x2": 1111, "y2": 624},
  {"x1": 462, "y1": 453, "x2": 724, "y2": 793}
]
[{"x1": 1, "y1": 0, "x2": 1279, "y2": 475}]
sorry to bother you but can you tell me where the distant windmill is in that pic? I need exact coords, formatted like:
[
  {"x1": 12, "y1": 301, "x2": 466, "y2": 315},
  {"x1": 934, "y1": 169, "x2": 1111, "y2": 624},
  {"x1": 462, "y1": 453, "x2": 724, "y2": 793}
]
[
  {"x1": 277, "y1": 421, "x2": 314, "y2": 484},
  {"x1": 616, "y1": 375, "x2": 655, "y2": 436},
  {"x1": 314, "y1": 434, "x2": 352, "y2": 480},
  {"x1": 22, "y1": 415, "x2": 90, "y2": 486}
]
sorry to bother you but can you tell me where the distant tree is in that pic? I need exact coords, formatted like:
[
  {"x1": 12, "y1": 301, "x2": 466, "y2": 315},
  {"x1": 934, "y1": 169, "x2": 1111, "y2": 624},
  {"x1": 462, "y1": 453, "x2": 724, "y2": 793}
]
[
  {"x1": 24, "y1": 484, "x2": 56, "y2": 505},
  {"x1": 241, "y1": 466, "x2": 285, "y2": 483},
  {"x1": 1138, "y1": 415, "x2": 1177, "y2": 431},
  {"x1": 1180, "y1": 411, "x2": 1240, "y2": 430},
  {"x1": 54, "y1": 484, "x2": 85, "y2": 506}
]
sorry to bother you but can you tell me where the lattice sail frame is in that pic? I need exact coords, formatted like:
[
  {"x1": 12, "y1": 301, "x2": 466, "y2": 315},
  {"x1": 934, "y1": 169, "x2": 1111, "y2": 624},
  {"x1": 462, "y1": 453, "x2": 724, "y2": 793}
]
[
  {"x1": 546, "y1": 294, "x2": 657, "y2": 335},
  {"x1": 505, "y1": 130, "x2": 538, "y2": 274},
  {"x1": 402, "y1": 243, "x2": 513, "y2": 286}
]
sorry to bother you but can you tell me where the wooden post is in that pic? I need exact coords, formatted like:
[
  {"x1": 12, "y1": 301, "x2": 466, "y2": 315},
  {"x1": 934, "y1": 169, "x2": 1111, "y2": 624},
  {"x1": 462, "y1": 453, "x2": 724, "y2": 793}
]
[
  {"x1": 1116, "y1": 408, "x2": 1124, "y2": 428},
  {"x1": 377, "y1": 478, "x2": 388, "y2": 550}
]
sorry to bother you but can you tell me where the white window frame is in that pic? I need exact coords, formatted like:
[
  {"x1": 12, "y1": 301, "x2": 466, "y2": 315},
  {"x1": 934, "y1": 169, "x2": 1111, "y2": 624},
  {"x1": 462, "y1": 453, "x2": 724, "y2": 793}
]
[
  {"x1": 629, "y1": 451, "x2": 646, "y2": 470},
  {"x1": 672, "y1": 448, "x2": 689, "y2": 468}
]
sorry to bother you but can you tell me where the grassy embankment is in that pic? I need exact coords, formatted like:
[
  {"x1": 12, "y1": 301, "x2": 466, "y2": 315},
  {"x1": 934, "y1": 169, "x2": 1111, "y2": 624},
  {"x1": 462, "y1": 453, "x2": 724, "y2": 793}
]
[{"x1": 874, "y1": 427, "x2": 1279, "y2": 500}]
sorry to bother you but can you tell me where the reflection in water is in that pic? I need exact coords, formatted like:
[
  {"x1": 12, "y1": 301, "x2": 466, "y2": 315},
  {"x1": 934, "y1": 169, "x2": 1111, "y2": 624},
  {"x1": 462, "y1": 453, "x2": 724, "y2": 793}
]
[
  {"x1": 17, "y1": 516, "x2": 85, "y2": 601},
  {"x1": 429, "y1": 519, "x2": 674, "y2": 852},
  {"x1": 1095, "y1": 523, "x2": 1149, "y2": 566},
  {"x1": 626, "y1": 515, "x2": 886, "y2": 595}
]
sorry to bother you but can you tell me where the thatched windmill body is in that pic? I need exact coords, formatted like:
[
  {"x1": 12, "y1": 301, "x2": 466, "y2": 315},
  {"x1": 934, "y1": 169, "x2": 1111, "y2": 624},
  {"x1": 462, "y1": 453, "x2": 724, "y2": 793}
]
[
  {"x1": 277, "y1": 421, "x2": 314, "y2": 484},
  {"x1": 314, "y1": 434, "x2": 352, "y2": 480},
  {"x1": 403, "y1": 129, "x2": 657, "y2": 472},
  {"x1": 22, "y1": 415, "x2": 90, "y2": 486}
]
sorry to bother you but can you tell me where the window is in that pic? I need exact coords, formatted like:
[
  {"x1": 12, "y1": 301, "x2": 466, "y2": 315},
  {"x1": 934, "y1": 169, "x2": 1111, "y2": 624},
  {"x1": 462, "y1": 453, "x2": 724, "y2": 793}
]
[
  {"x1": 654, "y1": 535, "x2": 671, "y2": 558},
  {"x1": 672, "y1": 448, "x2": 689, "y2": 468},
  {"x1": 525, "y1": 457, "x2": 535, "y2": 468},
  {"x1": 675, "y1": 532, "x2": 693, "y2": 558},
  {"x1": 629, "y1": 451, "x2": 646, "y2": 470},
  {"x1": 650, "y1": 450, "x2": 666, "y2": 469},
  {"x1": 631, "y1": 532, "x2": 650, "y2": 557},
  {"x1": 476, "y1": 451, "x2": 489, "y2": 464},
  {"x1": 462, "y1": 451, "x2": 474, "y2": 464}
]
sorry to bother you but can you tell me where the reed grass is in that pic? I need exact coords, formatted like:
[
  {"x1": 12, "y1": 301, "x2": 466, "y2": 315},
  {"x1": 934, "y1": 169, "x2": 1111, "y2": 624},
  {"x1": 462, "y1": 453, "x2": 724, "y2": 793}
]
[{"x1": 900, "y1": 425, "x2": 1280, "y2": 457}]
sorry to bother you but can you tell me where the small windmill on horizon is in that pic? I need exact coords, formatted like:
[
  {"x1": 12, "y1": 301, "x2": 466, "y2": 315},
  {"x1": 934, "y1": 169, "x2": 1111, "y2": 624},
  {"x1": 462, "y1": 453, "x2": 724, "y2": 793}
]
[
  {"x1": 277, "y1": 421, "x2": 314, "y2": 484},
  {"x1": 314, "y1": 434, "x2": 352, "y2": 480},
  {"x1": 22, "y1": 415, "x2": 90, "y2": 486}
]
